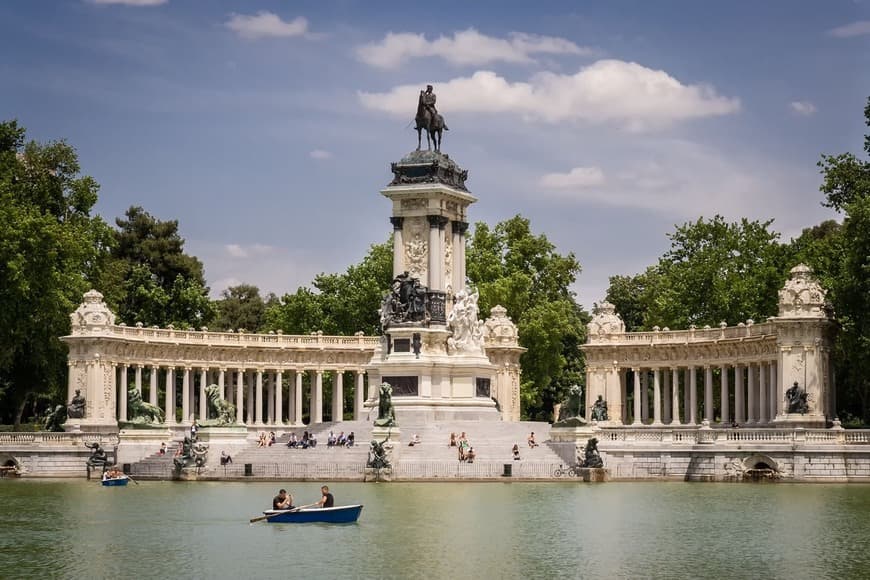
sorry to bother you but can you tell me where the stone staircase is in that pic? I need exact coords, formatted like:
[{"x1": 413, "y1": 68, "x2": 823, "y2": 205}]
[{"x1": 129, "y1": 441, "x2": 181, "y2": 478}]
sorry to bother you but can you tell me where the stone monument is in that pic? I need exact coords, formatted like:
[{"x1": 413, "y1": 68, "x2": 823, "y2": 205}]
[{"x1": 366, "y1": 93, "x2": 522, "y2": 422}]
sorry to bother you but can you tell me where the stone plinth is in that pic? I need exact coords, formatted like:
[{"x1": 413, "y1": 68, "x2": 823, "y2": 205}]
[
  {"x1": 576, "y1": 467, "x2": 609, "y2": 482},
  {"x1": 772, "y1": 413, "x2": 826, "y2": 429}
]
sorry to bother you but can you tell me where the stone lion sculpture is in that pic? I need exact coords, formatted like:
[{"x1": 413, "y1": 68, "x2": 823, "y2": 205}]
[
  {"x1": 127, "y1": 386, "x2": 165, "y2": 424},
  {"x1": 205, "y1": 384, "x2": 235, "y2": 425},
  {"x1": 43, "y1": 405, "x2": 67, "y2": 432}
]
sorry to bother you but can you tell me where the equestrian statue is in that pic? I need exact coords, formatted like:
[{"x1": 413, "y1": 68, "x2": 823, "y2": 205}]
[{"x1": 415, "y1": 84, "x2": 448, "y2": 152}]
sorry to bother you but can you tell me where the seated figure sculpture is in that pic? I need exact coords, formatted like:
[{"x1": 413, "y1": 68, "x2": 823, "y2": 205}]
[
  {"x1": 67, "y1": 389, "x2": 86, "y2": 419},
  {"x1": 591, "y1": 395, "x2": 608, "y2": 422},
  {"x1": 785, "y1": 382, "x2": 810, "y2": 415}
]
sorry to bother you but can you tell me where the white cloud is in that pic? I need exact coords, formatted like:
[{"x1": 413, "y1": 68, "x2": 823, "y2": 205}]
[
  {"x1": 540, "y1": 166, "x2": 606, "y2": 189},
  {"x1": 790, "y1": 101, "x2": 817, "y2": 116},
  {"x1": 356, "y1": 28, "x2": 592, "y2": 68},
  {"x1": 88, "y1": 0, "x2": 167, "y2": 5},
  {"x1": 359, "y1": 60, "x2": 740, "y2": 130},
  {"x1": 225, "y1": 11, "x2": 308, "y2": 40},
  {"x1": 224, "y1": 243, "x2": 276, "y2": 259},
  {"x1": 828, "y1": 20, "x2": 870, "y2": 38},
  {"x1": 309, "y1": 149, "x2": 332, "y2": 160}
]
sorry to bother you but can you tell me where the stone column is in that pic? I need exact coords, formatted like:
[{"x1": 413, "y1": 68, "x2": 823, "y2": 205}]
[
  {"x1": 134, "y1": 365, "x2": 142, "y2": 395},
  {"x1": 166, "y1": 367, "x2": 176, "y2": 425},
  {"x1": 671, "y1": 368, "x2": 681, "y2": 425},
  {"x1": 218, "y1": 369, "x2": 226, "y2": 400},
  {"x1": 683, "y1": 368, "x2": 691, "y2": 425},
  {"x1": 704, "y1": 366, "x2": 714, "y2": 423},
  {"x1": 150, "y1": 365, "x2": 159, "y2": 407},
  {"x1": 236, "y1": 369, "x2": 245, "y2": 424},
  {"x1": 734, "y1": 365, "x2": 745, "y2": 424},
  {"x1": 720, "y1": 365, "x2": 730, "y2": 425},
  {"x1": 255, "y1": 371, "x2": 264, "y2": 425},
  {"x1": 246, "y1": 372, "x2": 254, "y2": 425},
  {"x1": 119, "y1": 365, "x2": 128, "y2": 422},
  {"x1": 769, "y1": 363, "x2": 778, "y2": 417},
  {"x1": 312, "y1": 370, "x2": 323, "y2": 424},
  {"x1": 652, "y1": 369, "x2": 662, "y2": 425},
  {"x1": 640, "y1": 371, "x2": 649, "y2": 423},
  {"x1": 295, "y1": 370, "x2": 304, "y2": 425},
  {"x1": 266, "y1": 373, "x2": 275, "y2": 425},
  {"x1": 746, "y1": 364, "x2": 756, "y2": 424},
  {"x1": 456, "y1": 221, "x2": 468, "y2": 292},
  {"x1": 354, "y1": 371, "x2": 365, "y2": 420},
  {"x1": 275, "y1": 372, "x2": 283, "y2": 425},
  {"x1": 333, "y1": 371, "x2": 344, "y2": 422},
  {"x1": 632, "y1": 369, "x2": 642, "y2": 426},
  {"x1": 181, "y1": 367, "x2": 191, "y2": 424},
  {"x1": 620, "y1": 370, "x2": 628, "y2": 424},
  {"x1": 759, "y1": 362, "x2": 769, "y2": 424},
  {"x1": 663, "y1": 368, "x2": 671, "y2": 424},
  {"x1": 689, "y1": 366, "x2": 698, "y2": 425},
  {"x1": 390, "y1": 217, "x2": 404, "y2": 278},
  {"x1": 427, "y1": 216, "x2": 448, "y2": 291},
  {"x1": 199, "y1": 368, "x2": 207, "y2": 421}
]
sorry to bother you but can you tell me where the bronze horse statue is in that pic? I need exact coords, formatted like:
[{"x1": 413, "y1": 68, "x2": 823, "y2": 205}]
[{"x1": 415, "y1": 92, "x2": 448, "y2": 152}]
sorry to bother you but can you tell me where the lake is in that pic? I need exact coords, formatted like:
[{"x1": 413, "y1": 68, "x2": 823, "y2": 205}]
[{"x1": 1, "y1": 480, "x2": 869, "y2": 579}]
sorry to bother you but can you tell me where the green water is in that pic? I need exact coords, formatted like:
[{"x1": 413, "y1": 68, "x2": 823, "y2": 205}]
[{"x1": 1, "y1": 480, "x2": 870, "y2": 579}]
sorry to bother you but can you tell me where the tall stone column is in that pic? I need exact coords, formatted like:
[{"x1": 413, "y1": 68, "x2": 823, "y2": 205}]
[
  {"x1": 182, "y1": 367, "x2": 191, "y2": 424},
  {"x1": 134, "y1": 365, "x2": 142, "y2": 395},
  {"x1": 746, "y1": 364, "x2": 756, "y2": 424},
  {"x1": 246, "y1": 372, "x2": 254, "y2": 425},
  {"x1": 661, "y1": 367, "x2": 673, "y2": 424},
  {"x1": 683, "y1": 368, "x2": 691, "y2": 425},
  {"x1": 218, "y1": 369, "x2": 226, "y2": 400},
  {"x1": 275, "y1": 372, "x2": 283, "y2": 425},
  {"x1": 689, "y1": 366, "x2": 698, "y2": 425},
  {"x1": 390, "y1": 217, "x2": 404, "y2": 277},
  {"x1": 427, "y1": 216, "x2": 448, "y2": 291},
  {"x1": 236, "y1": 369, "x2": 245, "y2": 424},
  {"x1": 758, "y1": 362, "x2": 768, "y2": 424},
  {"x1": 769, "y1": 363, "x2": 778, "y2": 418},
  {"x1": 266, "y1": 374, "x2": 275, "y2": 425},
  {"x1": 312, "y1": 370, "x2": 323, "y2": 424},
  {"x1": 619, "y1": 370, "x2": 627, "y2": 424},
  {"x1": 734, "y1": 365, "x2": 745, "y2": 424},
  {"x1": 652, "y1": 369, "x2": 662, "y2": 425},
  {"x1": 295, "y1": 370, "x2": 304, "y2": 425},
  {"x1": 640, "y1": 371, "x2": 649, "y2": 423},
  {"x1": 226, "y1": 371, "x2": 234, "y2": 405},
  {"x1": 632, "y1": 369, "x2": 642, "y2": 426},
  {"x1": 720, "y1": 365, "x2": 730, "y2": 425},
  {"x1": 671, "y1": 368, "x2": 681, "y2": 425},
  {"x1": 119, "y1": 365, "x2": 128, "y2": 422},
  {"x1": 165, "y1": 367, "x2": 176, "y2": 425},
  {"x1": 199, "y1": 369, "x2": 207, "y2": 421},
  {"x1": 255, "y1": 371, "x2": 264, "y2": 425},
  {"x1": 452, "y1": 220, "x2": 469, "y2": 292},
  {"x1": 354, "y1": 371, "x2": 365, "y2": 420},
  {"x1": 704, "y1": 366, "x2": 714, "y2": 423},
  {"x1": 333, "y1": 371, "x2": 344, "y2": 422},
  {"x1": 150, "y1": 365, "x2": 159, "y2": 407}
]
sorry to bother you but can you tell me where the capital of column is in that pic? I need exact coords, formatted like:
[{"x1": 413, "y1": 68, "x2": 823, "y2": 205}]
[
  {"x1": 427, "y1": 215, "x2": 449, "y2": 229},
  {"x1": 452, "y1": 220, "x2": 469, "y2": 235},
  {"x1": 390, "y1": 216, "x2": 404, "y2": 230}
]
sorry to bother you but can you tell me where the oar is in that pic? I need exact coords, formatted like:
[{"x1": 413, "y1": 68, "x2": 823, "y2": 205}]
[
  {"x1": 125, "y1": 473, "x2": 140, "y2": 486},
  {"x1": 249, "y1": 503, "x2": 317, "y2": 524}
]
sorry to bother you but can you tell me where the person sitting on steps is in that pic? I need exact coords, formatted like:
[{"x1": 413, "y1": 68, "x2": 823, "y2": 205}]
[
  {"x1": 466, "y1": 447, "x2": 476, "y2": 463},
  {"x1": 527, "y1": 432, "x2": 538, "y2": 448},
  {"x1": 512, "y1": 443, "x2": 521, "y2": 461},
  {"x1": 408, "y1": 433, "x2": 421, "y2": 447}
]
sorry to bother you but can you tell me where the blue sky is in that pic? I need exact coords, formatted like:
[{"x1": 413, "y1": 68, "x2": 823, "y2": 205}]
[{"x1": 3, "y1": 0, "x2": 869, "y2": 311}]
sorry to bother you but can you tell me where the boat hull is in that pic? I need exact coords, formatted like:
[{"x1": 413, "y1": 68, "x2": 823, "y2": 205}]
[
  {"x1": 101, "y1": 476, "x2": 129, "y2": 487},
  {"x1": 264, "y1": 504, "x2": 363, "y2": 524}
]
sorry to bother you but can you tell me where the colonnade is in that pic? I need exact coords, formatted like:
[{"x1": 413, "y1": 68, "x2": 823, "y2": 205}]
[
  {"x1": 115, "y1": 365, "x2": 369, "y2": 427},
  {"x1": 617, "y1": 362, "x2": 780, "y2": 426}
]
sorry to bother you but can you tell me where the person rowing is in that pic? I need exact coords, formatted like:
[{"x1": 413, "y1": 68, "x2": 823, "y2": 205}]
[
  {"x1": 273, "y1": 488, "x2": 294, "y2": 511},
  {"x1": 315, "y1": 485, "x2": 334, "y2": 508}
]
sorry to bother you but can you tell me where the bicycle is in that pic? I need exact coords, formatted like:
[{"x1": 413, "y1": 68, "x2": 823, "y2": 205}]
[{"x1": 553, "y1": 464, "x2": 577, "y2": 478}]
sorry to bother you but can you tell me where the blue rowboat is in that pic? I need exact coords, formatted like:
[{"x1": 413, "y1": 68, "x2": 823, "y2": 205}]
[
  {"x1": 263, "y1": 504, "x2": 363, "y2": 524},
  {"x1": 101, "y1": 475, "x2": 129, "y2": 487}
]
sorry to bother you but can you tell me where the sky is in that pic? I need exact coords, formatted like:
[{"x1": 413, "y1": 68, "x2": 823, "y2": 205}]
[{"x1": 2, "y1": 0, "x2": 869, "y2": 312}]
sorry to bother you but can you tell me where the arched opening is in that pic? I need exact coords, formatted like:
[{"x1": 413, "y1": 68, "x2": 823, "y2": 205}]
[
  {"x1": 0, "y1": 456, "x2": 21, "y2": 478},
  {"x1": 742, "y1": 455, "x2": 780, "y2": 482}
]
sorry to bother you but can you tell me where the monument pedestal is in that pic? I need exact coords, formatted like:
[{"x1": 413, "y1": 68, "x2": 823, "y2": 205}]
[
  {"x1": 365, "y1": 426, "x2": 399, "y2": 482},
  {"x1": 772, "y1": 413, "x2": 826, "y2": 429}
]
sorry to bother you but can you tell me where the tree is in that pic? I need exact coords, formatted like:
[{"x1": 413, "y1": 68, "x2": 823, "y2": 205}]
[
  {"x1": 0, "y1": 120, "x2": 114, "y2": 424},
  {"x1": 605, "y1": 269, "x2": 657, "y2": 332},
  {"x1": 466, "y1": 215, "x2": 587, "y2": 420},
  {"x1": 637, "y1": 216, "x2": 790, "y2": 329},
  {"x1": 264, "y1": 240, "x2": 393, "y2": 336},
  {"x1": 213, "y1": 284, "x2": 268, "y2": 332},
  {"x1": 108, "y1": 206, "x2": 213, "y2": 328}
]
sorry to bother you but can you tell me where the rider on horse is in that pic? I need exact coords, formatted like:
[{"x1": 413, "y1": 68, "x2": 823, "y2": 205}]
[{"x1": 415, "y1": 85, "x2": 448, "y2": 151}]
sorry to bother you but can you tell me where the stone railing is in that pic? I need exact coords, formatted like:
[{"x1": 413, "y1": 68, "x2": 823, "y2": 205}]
[
  {"x1": 590, "y1": 321, "x2": 776, "y2": 345},
  {"x1": 597, "y1": 428, "x2": 870, "y2": 446},
  {"x1": 100, "y1": 325, "x2": 380, "y2": 348},
  {"x1": 0, "y1": 432, "x2": 120, "y2": 447}
]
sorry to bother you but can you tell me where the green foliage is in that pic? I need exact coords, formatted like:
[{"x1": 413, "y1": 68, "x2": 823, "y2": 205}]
[
  {"x1": 466, "y1": 215, "x2": 587, "y2": 420},
  {"x1": 212, "y1": 284, "x2": 269, "y2": 332},
  {"x1": 625, "y1": 216, "x2": 790, "y2": 329},
  {"x1": 264, "y1": 240, "x2": 393, "y2": 335},
  {"x1": 605, "y1": 270, "x2": 656, "y2": 332},
  {"x1": 0, "y1": 120, "x2": 113, "y2": 424}
]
